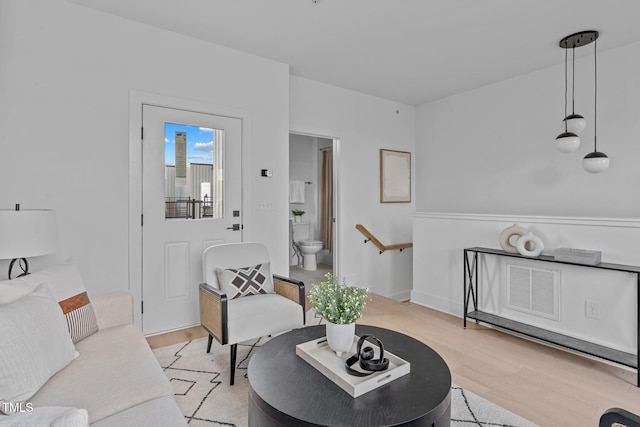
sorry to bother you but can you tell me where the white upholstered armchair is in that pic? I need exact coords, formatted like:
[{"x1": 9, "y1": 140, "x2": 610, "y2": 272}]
[{"x1": 198, "y1": 242, "x2": 306, "y2": 385}]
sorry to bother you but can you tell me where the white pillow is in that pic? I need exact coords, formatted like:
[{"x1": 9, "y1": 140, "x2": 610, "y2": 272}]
[
  {"x1": 0, "y1": 406, "x2": 88, "y2": 427},
  {"x1": 3, "y1": 262, "x2": 86, "y2": 301},
  {"x1": 0, "y1": 263, "x2": 99, "y2": 343},
  {"x1": 0, "y1": 278, "x2": 38, "y2": 305},
  {"x1": 0, "y1": 284, "x2": 77, "y2": 409}
]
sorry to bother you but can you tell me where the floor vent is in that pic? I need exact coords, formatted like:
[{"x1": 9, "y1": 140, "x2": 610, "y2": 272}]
[{"x1": 506, "y1": 263, "x2": 560, "y2": 320}]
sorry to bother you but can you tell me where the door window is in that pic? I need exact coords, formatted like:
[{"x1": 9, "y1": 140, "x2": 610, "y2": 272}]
[{"x1": 164, "y1": 122, "x2": 224, "y2": 220}]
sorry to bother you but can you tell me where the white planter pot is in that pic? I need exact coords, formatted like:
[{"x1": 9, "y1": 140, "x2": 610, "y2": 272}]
[
  {"x1": 325, "y1": 322, "x2": 355, "y2": 357},
  {"x1": 294, "y1": 215, "x2": 302, "y2": 223}
]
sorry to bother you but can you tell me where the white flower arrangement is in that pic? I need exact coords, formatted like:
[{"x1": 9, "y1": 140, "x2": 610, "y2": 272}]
[{"x1": 308, "y1": 273, "x2": 369, "y2": 325}]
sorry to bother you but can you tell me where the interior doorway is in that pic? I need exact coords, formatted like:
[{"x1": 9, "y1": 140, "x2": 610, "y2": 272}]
[{"x1": 288, "y1": 133, "x2": 339, "y2": 287}]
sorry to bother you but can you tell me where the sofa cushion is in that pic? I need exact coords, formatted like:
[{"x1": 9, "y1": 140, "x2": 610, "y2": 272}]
[
  {"x1": 227, "y1": 293, "x2": 303, "y2": 344},
  {"x1": 0, "y1": 406, "x2": 88, "y2": 427},
  {"x1": 0, "y1": 284, "x2": 77, "y2": 409},
  {"x1": 29, "y1": 324, "x2": 172, "y2": 424},
  {"x1": 215, "y1": 262, "x2": 273, "y2": 299},
  {"x1": 0, "y1": 263, "x2": 98, "y2": 343}
]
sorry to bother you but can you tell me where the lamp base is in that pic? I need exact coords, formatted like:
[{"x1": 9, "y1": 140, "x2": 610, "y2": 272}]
[{"x1": 8, "y1": 258, "x2": 30, "y2": 280}]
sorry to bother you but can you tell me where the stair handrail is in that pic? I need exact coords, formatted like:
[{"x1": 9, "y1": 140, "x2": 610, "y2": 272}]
[{"x1": 355, "y1": 224, "x2": 413, "y2": 254}]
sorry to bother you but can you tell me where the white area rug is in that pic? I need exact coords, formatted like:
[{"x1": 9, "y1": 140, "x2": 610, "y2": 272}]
[{"x1": 153, "y1": 336, "x2": 537, "y2": 426}]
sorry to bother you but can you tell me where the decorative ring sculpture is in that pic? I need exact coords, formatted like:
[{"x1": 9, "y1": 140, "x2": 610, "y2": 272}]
[
  {"x1": 499, "y1": 224, "x2": 529, "y2": 254},
  {"x1": 516, "y1": 232, "x2": 544, "y2": 257}
]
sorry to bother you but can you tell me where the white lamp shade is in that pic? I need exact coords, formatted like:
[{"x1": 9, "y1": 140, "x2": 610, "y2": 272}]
[
  {"x1": 555, "y1": 132, "x2": 580, "y2": 153},
  {"x1": 582, "y1": 151, "x2": 610, "y2": 173},
  {"x1": 0, "y1": 210, "x2": 58, "y2": 259},
  {"x1": 563, "y1": 114, "x2": 587, "y2": 134}
]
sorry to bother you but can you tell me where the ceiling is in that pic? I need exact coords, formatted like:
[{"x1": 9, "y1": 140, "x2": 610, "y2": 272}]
[{"x1": 69, "y1": 0, "x2": 640, "y2": 106}]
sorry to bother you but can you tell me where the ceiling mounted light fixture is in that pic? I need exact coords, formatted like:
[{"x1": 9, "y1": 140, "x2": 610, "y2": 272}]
[{"x1": 557, "y1": 30, "x2": 609, "y2": 173}]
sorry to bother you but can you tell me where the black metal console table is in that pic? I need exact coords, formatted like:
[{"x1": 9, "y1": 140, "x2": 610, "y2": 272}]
[{"x1": 463, "y1": 246, "x2": 640, "y2": 386}]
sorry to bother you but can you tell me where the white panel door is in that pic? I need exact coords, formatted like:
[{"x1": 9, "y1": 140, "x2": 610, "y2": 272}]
[{"x1": 142, "y1": 105, "x2": 242, "y2": 335}]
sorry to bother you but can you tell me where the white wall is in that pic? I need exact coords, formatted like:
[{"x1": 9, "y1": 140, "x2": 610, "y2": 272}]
[
  {"x1": 415, "y1": 41, "x2": 640, "y2": 217},
  {"x1": 412, "y1": 213, "x2": 640, "y2": 353},
  {"x1": 0, "y1": 1, "x2": 290, "y2": 295},
  {"x1": 412, "y1": 41, "x2": 640, "y2": 349},
  {"x1": 290, "y1": 77, "x2": 416, "y2": 299}
]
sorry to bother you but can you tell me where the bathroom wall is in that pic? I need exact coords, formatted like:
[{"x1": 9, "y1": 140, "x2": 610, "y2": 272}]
[
  {"x1": 288, "y1": 133, "x2": 334, "y2": 266},
  {"x1": 289, "y1": 134, "x2": 319, "y2": 265}
]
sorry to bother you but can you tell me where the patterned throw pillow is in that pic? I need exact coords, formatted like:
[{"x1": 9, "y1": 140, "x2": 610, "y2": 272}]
[
  {"x1": 215, "y1": 263, "x2": 274, "y2": 299},
  {"x1": 58, "y1": 291, "x2": 99, "y2": 343}
]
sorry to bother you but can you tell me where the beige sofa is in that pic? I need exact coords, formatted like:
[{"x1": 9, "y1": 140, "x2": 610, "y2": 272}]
[{"x1": 0, "y1": 264, "x2": 186, "y2": 426}]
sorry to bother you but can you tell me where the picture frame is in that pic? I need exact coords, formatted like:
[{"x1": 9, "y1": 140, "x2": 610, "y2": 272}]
[{"x1": 380, "y1": 149, "x2": 411, "y2": 203}]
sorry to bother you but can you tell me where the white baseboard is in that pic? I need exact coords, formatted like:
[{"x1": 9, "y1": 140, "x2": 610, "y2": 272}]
[
  {"x1": 409, "y1": 290, "x2": 463, "y2": 318},
  {"x1": 384, "y1": 290, "x2": 411, "y2": 301}
]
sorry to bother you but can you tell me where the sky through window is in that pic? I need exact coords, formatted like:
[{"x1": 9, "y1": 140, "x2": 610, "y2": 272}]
[{"x1": 164, "y1": 122, "x2": 215, "y2": 166}]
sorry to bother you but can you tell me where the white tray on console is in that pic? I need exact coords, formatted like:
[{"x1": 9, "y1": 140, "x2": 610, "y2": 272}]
[{"x1": 295, "y1": 335, "x2": 410, "y2": 398}]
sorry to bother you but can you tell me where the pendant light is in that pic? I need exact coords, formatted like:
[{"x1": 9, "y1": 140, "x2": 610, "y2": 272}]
[
  {"x1": 563, "y1": 47, "x2": 587, "y2": 133},
  {"x1": 582, "y1": 35, "x2": 610, "y2": 173},
  {"x1": 557, "y1": 30, "x2": 609, "y2": 173},
  {"x1": 555, "y1": 42, "x2": 580, "y2": 153}
]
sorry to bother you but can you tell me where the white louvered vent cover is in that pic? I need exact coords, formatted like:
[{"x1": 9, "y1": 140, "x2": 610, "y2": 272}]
[{"x1": 506, "y1": 264, "x2": 560, "y2": 320}]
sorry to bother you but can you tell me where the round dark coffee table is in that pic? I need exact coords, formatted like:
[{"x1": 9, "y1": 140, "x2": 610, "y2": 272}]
[{"x1": 248, "y1": 325, "x2": 451, "y2": 426}]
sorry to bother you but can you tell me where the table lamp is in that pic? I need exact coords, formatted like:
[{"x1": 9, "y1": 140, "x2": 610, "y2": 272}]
[{"x1": 0, "y1": 204, "x2": 58, "y2": 279}]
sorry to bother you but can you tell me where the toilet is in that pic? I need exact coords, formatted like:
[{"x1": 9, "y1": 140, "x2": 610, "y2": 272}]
[{"x1": 291, "y1": 221, "x2": 323, "y2": 271}]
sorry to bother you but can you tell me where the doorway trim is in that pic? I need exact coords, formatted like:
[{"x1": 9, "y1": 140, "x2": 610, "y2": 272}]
[
  {"x1": 289, "y1": 127, "x2": 341, "y2": 282},
  {"x1": 129, "y1": 90, "x2": 252, "y2": 329}
]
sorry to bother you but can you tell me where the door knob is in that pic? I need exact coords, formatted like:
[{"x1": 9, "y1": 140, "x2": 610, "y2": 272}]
[{"x1": 226, "y1": 224, "x2": 240, "y2": 231}]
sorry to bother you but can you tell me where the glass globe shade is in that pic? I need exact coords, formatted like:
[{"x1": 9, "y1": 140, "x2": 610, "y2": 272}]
[
  {"x1": 563, "y1": 114, "x2": 587, "y2": 134},
  {"x1": 582, "y1": 151, "x2": 610, "y2": 173},
  {"x1": 555, "y1": 132, "x2": 580, "y2": 153}
]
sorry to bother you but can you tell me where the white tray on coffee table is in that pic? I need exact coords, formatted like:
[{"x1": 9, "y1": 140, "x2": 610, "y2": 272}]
[{"x1": 295, "y1": 335, "x2": 410, "y2": 398}]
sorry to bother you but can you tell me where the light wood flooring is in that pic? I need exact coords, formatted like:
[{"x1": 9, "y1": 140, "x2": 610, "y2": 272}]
[{"x1": 146, "y1": 294, "x2": 640, "y2": 426}]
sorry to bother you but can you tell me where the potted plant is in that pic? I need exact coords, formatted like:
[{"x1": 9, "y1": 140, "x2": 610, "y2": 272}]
[
  {"x1": 308, "y1": 273, "x2": 369, "y2": 356},
  {"x1": 291, "y1": 209, "x2": 305, "y2": 222}
]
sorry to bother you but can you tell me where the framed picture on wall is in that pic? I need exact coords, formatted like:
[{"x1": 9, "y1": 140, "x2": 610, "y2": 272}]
[{"x1": 380, "y1": 149, "x2": 411, "y2": 203}]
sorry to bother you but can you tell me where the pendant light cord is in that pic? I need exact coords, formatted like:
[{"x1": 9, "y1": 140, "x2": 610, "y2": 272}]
[
  {"x1": 563, "y1": 46, "x2": 568, "y2": 132},
  {"x1": 594, "y1": 38, "x2": 598, "y2": 152},
  {"x1": 571, "y1": 47, "x2": 576, "y2": 114}
]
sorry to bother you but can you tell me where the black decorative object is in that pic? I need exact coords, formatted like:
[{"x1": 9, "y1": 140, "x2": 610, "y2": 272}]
[{"x1": 345, "y1": 335, "x2": 389, "y2": 377}]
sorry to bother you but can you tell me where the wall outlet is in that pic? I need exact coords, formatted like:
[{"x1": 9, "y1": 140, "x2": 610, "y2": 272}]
[{"x1": 585, "y1": 301, "x2": 600, "y2": 320}]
